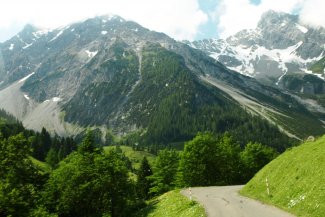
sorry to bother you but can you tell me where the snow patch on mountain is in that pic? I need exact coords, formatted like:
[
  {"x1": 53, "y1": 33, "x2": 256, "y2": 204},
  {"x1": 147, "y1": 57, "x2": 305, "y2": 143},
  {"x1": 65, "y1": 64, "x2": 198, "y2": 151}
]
[
  {"x1": 188, "y1": 11, "x2": 325, "y2": 84},
  {"x1": 295, "y1": 23, "x2": 308, "y2": 33},
  {"x1": 34, "y1": 29, "x2": 51, "y2": 37},
  {"x1": 18, "y1": 72, "x2": 35, "y2": 83},
  {"x1": 16, "y1": 35, "x2": 33, "y2": 49},
  {"x1": 23, "y1": 43, "x2": 33, "y2": 49},
  {"x1": 50, "y1": 30, "x2": 64, "y2": 42},
  {"x1": 85, "y1": 50, "x2": 98, "y2": 58},
  {"x1": 24, "y1": 94, "x2": 30, "y2": 100},
  {"x1": 32, "y1": 32, "x2": 40, "y2": 39},
  {"x1": 9, "y1": 44, "x2": 14, "y2": 50},
  {"x1": 102, "y1": 15, "x2": 115, "y2": 23},
  {"x1": 276, "y1": 72, "x2": 287, "y2": 85},
  {"x1": 281, "y1": 21, "x2": 287, "y2": 27},
  {"x1": 191, "y1": 34, "x2": 323, "y2": 81},
  {"x1": 52, "y1": 97, "x2": 61, "y2": 102},
  {"x1": 207, "y1": 39, "x2": 305, "y2": 77}
]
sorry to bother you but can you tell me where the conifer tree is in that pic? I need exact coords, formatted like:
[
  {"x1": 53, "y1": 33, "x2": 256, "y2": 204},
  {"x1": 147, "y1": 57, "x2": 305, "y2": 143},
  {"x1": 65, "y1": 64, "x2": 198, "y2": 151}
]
[{"x1": 137, "y1": 157, "x2": 153, "y2": 199}]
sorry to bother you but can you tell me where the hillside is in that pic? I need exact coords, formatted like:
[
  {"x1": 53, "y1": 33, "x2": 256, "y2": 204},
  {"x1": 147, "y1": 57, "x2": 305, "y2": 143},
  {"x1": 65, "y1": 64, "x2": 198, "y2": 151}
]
[
  {"x1": 278, "y1": 73, "x2": 325, "y2": 95},
  {"x1": 241, "y1": 136, "x2": 325, "y2": 217},
  {"x1": 30, "y1": 157, "x2": 51, "y2": 173},
  {"x1": 135, "y1": 190, "x2": 206, "y2": 217},
  {"x1": 188, "y1": 10, "x2": 325, "y2": 84},
  {"x1": 310, "y1": 56, "x2": 325, "y2": 74},
  {"x1": 103, "y1": 145, "x2": 156, "y2": 169},
  {"x1": 1, "y1": 15, "x2": 321, "y2": 148}
]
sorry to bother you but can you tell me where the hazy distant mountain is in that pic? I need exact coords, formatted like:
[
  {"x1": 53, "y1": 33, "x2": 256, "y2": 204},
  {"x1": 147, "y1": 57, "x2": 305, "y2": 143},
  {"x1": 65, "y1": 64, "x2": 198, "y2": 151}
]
[{"x1": 0, "y1": 14, "x2": 324, "y2": 146}]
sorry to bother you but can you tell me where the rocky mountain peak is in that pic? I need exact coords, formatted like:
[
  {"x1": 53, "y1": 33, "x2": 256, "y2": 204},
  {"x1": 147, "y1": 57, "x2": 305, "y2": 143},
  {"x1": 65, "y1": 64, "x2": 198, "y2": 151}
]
[
  {"x1": 258, "y1": 10, "x2": 297, "y2": 29},
  {"x1": 256, "y1": 10, "x2": 309, "y2": 50},
  {"x1": 1, "y1": 13, "x2": 325, "y2": 145},
  {"x1": 17, "y1": 24, "x2": 40, "y2": 43},
  {"x1": 21, "y1": 24, "x2": 39, "y2": 34},
  {"x1": 189, "y1": 10, "x2": 325, "y2": 84}
]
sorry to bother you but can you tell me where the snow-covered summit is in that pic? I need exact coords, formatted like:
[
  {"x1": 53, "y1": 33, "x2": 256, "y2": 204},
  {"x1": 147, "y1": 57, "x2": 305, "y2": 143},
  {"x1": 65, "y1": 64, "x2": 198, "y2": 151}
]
[{"x1": 188, "y1": 10, "x2": 325, "y2": 84}]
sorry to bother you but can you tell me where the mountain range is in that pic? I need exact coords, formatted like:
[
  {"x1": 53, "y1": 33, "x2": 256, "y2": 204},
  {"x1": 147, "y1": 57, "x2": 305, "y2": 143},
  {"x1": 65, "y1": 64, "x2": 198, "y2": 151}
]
[
  {"x1": 187, "y1": 10, "x2": 325, "y2": 86},
  {"x1": 0, "y1": 12, "x2": 324, "y2": 147}
]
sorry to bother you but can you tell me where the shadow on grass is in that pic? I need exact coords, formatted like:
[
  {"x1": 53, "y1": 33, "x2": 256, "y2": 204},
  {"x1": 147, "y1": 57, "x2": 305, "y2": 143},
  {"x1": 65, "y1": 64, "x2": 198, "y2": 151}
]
[{"x1": 134, "y1": 199, "x2": 159, "y2": 217}]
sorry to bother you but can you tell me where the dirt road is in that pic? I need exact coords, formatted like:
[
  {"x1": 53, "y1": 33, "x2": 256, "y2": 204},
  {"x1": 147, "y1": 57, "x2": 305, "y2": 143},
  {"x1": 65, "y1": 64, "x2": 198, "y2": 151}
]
[{"x1": 181, "y1": 185, "x2": 295, "y2": 217}]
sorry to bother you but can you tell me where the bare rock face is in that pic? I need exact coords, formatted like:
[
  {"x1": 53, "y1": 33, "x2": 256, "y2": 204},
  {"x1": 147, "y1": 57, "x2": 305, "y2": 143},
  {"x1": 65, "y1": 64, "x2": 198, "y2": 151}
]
[
  {"x1": 1, "y1": 14, "x2": 325, "y2": 142},
  {"x1": 188, "y1": 10, "x2": 325, "y2": 85}
]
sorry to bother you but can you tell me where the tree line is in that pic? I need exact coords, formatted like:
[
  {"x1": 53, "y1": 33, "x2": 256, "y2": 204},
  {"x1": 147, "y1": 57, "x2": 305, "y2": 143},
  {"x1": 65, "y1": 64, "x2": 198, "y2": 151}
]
[
  {"x1": 138, "y1": 132, "x2": 278, "y2": 199},
  {"x1": 0, "y1": 109, "x2": 77, "y2": 167},
  {"x1": 0, "y1": 129, "x2": 278, "y2": 217}
]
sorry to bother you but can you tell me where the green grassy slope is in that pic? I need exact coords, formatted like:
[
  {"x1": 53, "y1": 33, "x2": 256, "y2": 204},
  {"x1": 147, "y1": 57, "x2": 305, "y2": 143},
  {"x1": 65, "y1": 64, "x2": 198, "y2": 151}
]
[
  {"x1": 135, "y1": 190, "x2": 206, "y2": 217},
  {"x1": 310, "y1": 56, "x2": 325, "y2": 74},
  {"x1": 241, "y1": 136, "x2": 325, "y2": 217},
  {"x1": 30, "y1": 157, "x2": 51, "y2": 173},
  {"x1": 103, "y1": 146, "x2": 156, "y2": 169}
]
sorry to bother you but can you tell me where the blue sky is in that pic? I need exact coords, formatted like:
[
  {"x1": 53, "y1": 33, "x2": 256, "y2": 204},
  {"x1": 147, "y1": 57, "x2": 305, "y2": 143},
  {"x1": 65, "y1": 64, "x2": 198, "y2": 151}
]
[
  {"x1": 196, "y1": 0, "x2": 220, "y2": 39},
  {"x1": 0, "y1": 0, "x2": 324, "y2": 42},
  {"x1": 250, "y1": 0, "x2": 262, "y2": 5},
  {"x1": 196, "y1": 0, "x2": 264, "y2": 39}
]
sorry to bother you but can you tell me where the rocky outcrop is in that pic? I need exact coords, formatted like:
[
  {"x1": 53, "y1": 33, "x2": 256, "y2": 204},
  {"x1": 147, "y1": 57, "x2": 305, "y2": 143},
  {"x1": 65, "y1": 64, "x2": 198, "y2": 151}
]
[{"x1": 188, "y1": 10, "x2": 325, "y2": 84}]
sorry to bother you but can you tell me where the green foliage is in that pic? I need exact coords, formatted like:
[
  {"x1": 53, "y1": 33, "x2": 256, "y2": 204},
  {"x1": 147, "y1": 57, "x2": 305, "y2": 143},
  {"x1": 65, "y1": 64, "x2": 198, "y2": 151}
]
[
  {"x1": 240, "y1": 142, "x2": 278, "y2": 182},
  {"x1": 138, "y1": 45, "x2": 294, "y2": 150},
  {"x1": 241, "y1": 135, "x2": 325, "y2": 217},
  {"x1": 30, "y1": 206, "x2": 58, "y2": 217},
  {"x1": 64, "y1": 40, "x2": 139, "y2": 125},
  {"x1": 179, "y1": 133, "x2": 242, "y2": 186},
  {"x1": 149, "y1": 149, "x2": 180, "y2": 195},
  {"x1": 0, "y1": 134, "x2": 44, "y2": 217},
  {"x1": 0, "y1": 110, "x2": 76, "y2": 165},
  {"x1": 178, "y1": 133, "x2": 219, "y2": 186},
  {"x1": 0, "y1": 101, "x2": 291, "y2": 217},
  {"x1": 137, "y1": 157, "x2": 153, "y2": 200},
  {"x1": 45, "y1": 135, "x2": 77, "y2": 168},
  {"x1": 0, "y1": 108, "x2": 19, "y2": 124},
  {"x1": 0, "y1": 115, "x2": 25, "y2": 139},
  {"x1": 135, "y1": 190, "x2": 206, "y2": 217},
  {"x1": 43, "y1": 148, "x2": 133, "y2": 217},
  {"x1": 63, "y1": 42, "x2": 294, "y2": 150},
  {"x1": 309, "y1": 56, "x2": 325, "y2": 74},
  {"x1": 216, "y1": 133, "x2": 242, "y2": 184},
  {"x1": 31, "y1": 127, "x2": 52, "y2": 161},
  {"x1": 229, "y1": 115, "x2": 294, "y2": 152},
  {"x1": 103, "y1": 145, "x2": 156, "y2": 170},
  {"x1": 178, "y1": 132, "x2": 278, "y2": 187},
  {"x1": 243, "y1": 80, "x2": 325, "y2": 139},
  {"x1": 78, "y1": 130, "x2": 99, "y2": 154},
  {"x1": 30, "y1": 157, "x2": 52, "y2": 173},
  {"x1": 280, "y1": 73, "x2": 325, "y2": 94}
]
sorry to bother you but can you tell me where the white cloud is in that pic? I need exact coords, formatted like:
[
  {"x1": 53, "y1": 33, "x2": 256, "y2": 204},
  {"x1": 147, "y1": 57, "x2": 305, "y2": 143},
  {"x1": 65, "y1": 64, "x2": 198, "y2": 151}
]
[
  {"x1": 214, "y1": 0, "x2": 325, "y2": 38},
  {"x1": 214, "y1": 0, "x2": 262, "y2": 38},
  {"x1": 299, "y1": 0, "x2": 325, "y2": 28},
  {"x1": 0, "y1": 0, "x2": 208, "y2": 41}
]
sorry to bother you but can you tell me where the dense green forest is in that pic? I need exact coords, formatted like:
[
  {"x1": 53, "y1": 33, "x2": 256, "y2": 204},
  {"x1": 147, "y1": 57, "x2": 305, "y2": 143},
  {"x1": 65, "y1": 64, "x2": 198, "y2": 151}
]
[
  {"x1": 0, "y1": 109, "x2": 77, "y2": 167},
  {"x1": 0, "y1": 107, "x2": 281, "y2": 217},
  {"x1": 63, "y1": 43, "x2": 295, "y2": 151}
]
